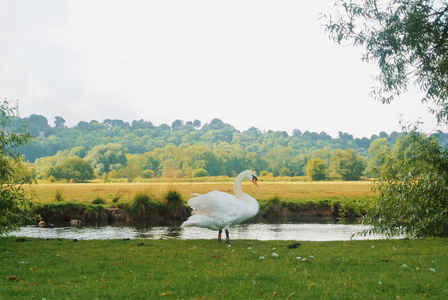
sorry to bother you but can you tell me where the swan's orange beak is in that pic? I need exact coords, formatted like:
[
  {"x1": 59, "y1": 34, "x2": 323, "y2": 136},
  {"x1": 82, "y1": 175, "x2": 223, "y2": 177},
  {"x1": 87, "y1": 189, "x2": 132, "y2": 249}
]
[{"x1": 252, "y1": 178, "x2": 259, "y2": 187}]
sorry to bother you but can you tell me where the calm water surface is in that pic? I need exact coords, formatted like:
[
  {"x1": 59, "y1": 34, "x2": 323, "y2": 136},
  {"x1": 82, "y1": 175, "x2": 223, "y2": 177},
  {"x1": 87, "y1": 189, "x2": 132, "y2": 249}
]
[{"x1": 6, "y1": 221, "x2": 395, "y2": 241}]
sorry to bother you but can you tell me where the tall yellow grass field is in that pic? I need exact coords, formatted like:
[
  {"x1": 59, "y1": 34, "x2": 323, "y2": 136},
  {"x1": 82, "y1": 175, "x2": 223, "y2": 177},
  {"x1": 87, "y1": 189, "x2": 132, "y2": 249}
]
[{"x1": 25, "y1": 181, "x2": 377, "y2": 205}]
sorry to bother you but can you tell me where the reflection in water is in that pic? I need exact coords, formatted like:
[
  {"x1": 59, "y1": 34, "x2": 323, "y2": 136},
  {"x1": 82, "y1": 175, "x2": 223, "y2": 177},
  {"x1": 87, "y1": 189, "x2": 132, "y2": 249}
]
[{"x1": 5, "y1": 221, "x2": 396, "y2": 241}]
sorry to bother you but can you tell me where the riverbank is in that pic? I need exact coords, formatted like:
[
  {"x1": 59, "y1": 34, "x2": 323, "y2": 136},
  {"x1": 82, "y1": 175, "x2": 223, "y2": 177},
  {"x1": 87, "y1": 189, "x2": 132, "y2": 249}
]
[
  {"x1": 33, "y1": 199, "x2": 364, "y2": 226},
  {"x1": 1, "y1": 237, "x2": 446, "y2": 298},
  {"x1": 28, "y1": 181, "x2": 375, "y2": 225}
]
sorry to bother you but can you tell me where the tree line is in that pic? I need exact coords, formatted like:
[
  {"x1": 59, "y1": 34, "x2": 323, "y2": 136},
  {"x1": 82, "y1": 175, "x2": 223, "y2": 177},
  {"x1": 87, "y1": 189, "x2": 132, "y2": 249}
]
[{"x1": 9, "y1": 114, "x2": 447, "y2": 182}]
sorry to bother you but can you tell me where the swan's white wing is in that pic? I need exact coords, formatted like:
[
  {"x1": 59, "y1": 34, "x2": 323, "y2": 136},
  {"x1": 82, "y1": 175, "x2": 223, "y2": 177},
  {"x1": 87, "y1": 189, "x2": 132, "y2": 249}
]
[
  {"x1": 182, "y1": 191, "x2": 246, "y2": 230},
  {"x1": 189, "y1": 191, "x2": 243, "y2": 216}
]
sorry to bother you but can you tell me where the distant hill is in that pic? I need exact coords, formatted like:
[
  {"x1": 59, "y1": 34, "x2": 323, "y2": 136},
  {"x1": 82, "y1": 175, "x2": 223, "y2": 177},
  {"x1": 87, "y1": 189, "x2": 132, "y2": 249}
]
[{"x1": 10, "y1": 115, "x2": 406, "y2": 161}]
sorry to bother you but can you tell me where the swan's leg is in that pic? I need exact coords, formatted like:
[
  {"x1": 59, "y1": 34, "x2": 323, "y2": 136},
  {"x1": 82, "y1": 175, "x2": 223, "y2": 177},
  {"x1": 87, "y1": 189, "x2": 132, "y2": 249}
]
[
  {"x1": 218, "y1": 229, "x2": 223, "y2": 242},
  {"x1": 225, "y1": 229, "x2": 232, "y2": 243}
]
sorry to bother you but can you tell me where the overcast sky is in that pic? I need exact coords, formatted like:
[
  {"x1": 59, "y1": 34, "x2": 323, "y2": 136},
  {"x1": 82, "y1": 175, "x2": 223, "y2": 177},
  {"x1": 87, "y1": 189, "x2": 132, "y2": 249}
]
[{"x1": 1, "y1": 0, "x2": 445, "y2": 138}]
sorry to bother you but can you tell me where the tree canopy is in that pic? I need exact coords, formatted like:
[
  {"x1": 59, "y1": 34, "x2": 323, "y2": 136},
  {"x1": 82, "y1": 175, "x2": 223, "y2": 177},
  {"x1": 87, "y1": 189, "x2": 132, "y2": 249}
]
[
  {"x1": 324, "y1": 0, "x2": 448, "y2": 237},
  {"x1": 324, "y1": 0, "x2": 448, "y2": 122},
  {"x1": 8, "y1": 113, "x2": 448, "y2": 180}
]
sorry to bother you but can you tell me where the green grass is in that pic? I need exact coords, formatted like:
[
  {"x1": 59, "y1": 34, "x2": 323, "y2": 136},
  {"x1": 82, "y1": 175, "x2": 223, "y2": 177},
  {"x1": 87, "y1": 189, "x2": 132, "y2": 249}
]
[{"x1": 1, "y1": 237, "x2": 446, "y2": 299}]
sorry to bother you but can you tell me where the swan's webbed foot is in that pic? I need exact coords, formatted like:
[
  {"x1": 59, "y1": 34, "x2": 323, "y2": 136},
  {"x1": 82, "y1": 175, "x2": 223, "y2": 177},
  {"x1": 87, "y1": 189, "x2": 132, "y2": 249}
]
[{"x1": 225, "y1": 229, "x2": 233, "y2": 243}]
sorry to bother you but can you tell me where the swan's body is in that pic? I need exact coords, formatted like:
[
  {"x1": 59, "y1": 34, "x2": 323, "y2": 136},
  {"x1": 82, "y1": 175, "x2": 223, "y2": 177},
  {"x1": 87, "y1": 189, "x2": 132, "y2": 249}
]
[{"x1": 181, "y1": 170, "x2": 259, "y2": 242}]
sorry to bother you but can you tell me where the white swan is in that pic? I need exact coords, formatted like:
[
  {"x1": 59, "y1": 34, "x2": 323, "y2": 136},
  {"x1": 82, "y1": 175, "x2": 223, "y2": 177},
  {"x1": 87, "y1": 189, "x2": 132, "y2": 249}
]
[{"x1": 181, "y1": 170, "x2": 259, "y2": 242}]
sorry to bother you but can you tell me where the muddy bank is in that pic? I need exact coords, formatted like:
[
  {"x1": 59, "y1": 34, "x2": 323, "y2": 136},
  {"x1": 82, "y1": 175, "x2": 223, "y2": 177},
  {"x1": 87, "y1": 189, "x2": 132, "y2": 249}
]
[{"x1": 34, "y1": 201, "x2": 358, "y2": 226}]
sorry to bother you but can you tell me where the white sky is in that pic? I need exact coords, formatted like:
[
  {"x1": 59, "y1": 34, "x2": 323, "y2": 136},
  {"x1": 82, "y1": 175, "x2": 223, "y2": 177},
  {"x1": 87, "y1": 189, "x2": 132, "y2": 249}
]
[{"x1": 1, "y1": 0, "x2": 445, "y2": 138}]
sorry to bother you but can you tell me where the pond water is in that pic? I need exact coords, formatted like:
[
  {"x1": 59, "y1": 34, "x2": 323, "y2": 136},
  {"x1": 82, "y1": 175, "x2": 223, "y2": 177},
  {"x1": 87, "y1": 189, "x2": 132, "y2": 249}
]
[{"x1": 6, "y1": 220, "x2": 395, "y2": 241}]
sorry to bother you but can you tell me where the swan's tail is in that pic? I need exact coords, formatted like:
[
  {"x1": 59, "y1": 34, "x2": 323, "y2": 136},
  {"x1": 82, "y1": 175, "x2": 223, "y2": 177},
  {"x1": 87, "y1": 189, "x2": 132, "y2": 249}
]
[
  {"x1": 181, "y1": 214, "x2": 213, "y2": 228},
  {"x1": 181, "y1": 219, "x2": 194, "y2": 228}
]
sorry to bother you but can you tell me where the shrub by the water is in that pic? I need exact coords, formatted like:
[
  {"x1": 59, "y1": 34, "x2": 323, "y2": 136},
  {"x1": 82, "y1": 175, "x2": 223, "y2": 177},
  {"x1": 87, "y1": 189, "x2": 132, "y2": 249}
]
[
  {"x1": 362, "y1": 132, "x2": 448, "y2": 238},
  {"x1": 128, "y1": 192, "x2": 162, "y2": 218},
  {"x1": 91, "y1": 197, "x2": 106, "y2": 205},
  {"x1": 164, "y1": 188, "x2": 185, "y2": 218},
  {"x1": 338, "y1": 197, "x2": 370, "y2": 218},
  {"x1": 112, "y1": 191, "x2": 124, "y2": 204}
]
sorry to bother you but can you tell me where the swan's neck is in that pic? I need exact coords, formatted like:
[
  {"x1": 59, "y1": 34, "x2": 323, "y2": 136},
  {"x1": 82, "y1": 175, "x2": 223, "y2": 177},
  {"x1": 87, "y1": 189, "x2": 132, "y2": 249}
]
[
  {"x1": 233, "y1": 173, "x2": 258, "y2": 207},
  {"x1": 233, "y1": 172, "x2": 247, "y2": 198}
]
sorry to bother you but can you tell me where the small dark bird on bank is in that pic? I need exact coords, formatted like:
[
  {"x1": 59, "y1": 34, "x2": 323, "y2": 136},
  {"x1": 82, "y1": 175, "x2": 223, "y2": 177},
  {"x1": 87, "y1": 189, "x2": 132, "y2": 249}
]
[{"x1": 287, "y1": 242, "x2": 301, "y2": 249}]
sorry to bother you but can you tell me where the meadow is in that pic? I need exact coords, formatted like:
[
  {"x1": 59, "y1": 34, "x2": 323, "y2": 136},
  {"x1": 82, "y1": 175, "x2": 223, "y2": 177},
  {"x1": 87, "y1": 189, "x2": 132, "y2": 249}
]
[
  {"x1": 25, "y1": 180, "x2": 377, "y2": 207},
  {"x1": 1, "y1": 237, "x2": 446, "y2": 299}
]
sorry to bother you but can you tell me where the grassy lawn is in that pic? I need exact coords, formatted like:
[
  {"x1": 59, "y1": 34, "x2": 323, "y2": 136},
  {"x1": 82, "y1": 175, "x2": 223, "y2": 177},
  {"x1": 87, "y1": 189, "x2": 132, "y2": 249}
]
[
  {"x1": 25, "y1": 181, "x2": 377, "y2": 206},
  {"x1": 1, "y1": 237, "x2": 446, "y2": 299}
]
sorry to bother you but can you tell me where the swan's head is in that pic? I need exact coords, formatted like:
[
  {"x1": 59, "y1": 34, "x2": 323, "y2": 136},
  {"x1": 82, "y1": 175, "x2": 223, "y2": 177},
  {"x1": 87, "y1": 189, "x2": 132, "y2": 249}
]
[
  {"x1": 241, "y1": 170, "x2": 258, "y2": 187},
  {"x1": 252, "y1": 174, "x2": 259, "y2": 187}
]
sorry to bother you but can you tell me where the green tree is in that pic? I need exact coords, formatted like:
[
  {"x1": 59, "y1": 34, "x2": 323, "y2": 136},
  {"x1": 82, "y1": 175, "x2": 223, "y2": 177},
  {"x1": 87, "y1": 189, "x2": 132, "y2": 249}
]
[
  {"x1": 171, "y1": 119, "x2": 183, "y2": 130},
  {"x1": 86, "y1": 143, "x2": 127, "y2": 176},
  {"x1": 366, "y1": 138, "x2": 391, "y2": 178},
  {"x1": 12, "y1": 158, "x2": 35, "y2": 183},
  {"x1": 54, "y1": 116, "x2": 66, "y2": 129},
  {"x1": 70, "y1": 146, "x2": 87, "y2": 158},
  {"x1": 192, "y1": 168, "x2": 208, "y2": 178},
  {"x1": 47, "y1": 158, "x2": 94, "y2": 182},
  {"x1": 279, "y1": 167, "x2": 291, "y2": 177},
  {"x1": 245, "y1": 152, "x2": 268, "y2": 175},
  {"x1": 46, "y1": 166, "x2": 64, "y2": 181},
  {"x1": 33, "y1": 149, "x2": 71, "y2": 177},
  {"x1": 0, "y1": 100, "x2": 37, "y2": 234},
  {"x1": 324, "y1": 0, "x2": 448, "y2": 122},
  {"x1": 159, "y1": 159, "x2": 182, "y2": 178},
  {"x1": 329, "y1": 149, "x2": 365, "y2": 181},
  {"x1": 362, "y1": 132, "x2": 448, "y2": 237},
  {"x1": 214, "y1": 145, "x2": 245, "y2": 176},
  {"x1": 61, "y1": 158, "x2": 94, "y2": 182},
  {"x1": 290, "y1": 155, "x2": 307, "y2": 176},
  {"x1": 265, "y1": 147, "x2": 295, "y2": 176},
  {"x1": 306, "y1": 158, "x2": 327, "y2": 181},
  {"x1": 181, "y1": 145, "x2": 222, "y2": 176},
  {"x1": 120, "y1": 153, "x2": 145, "y2": 182}
]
